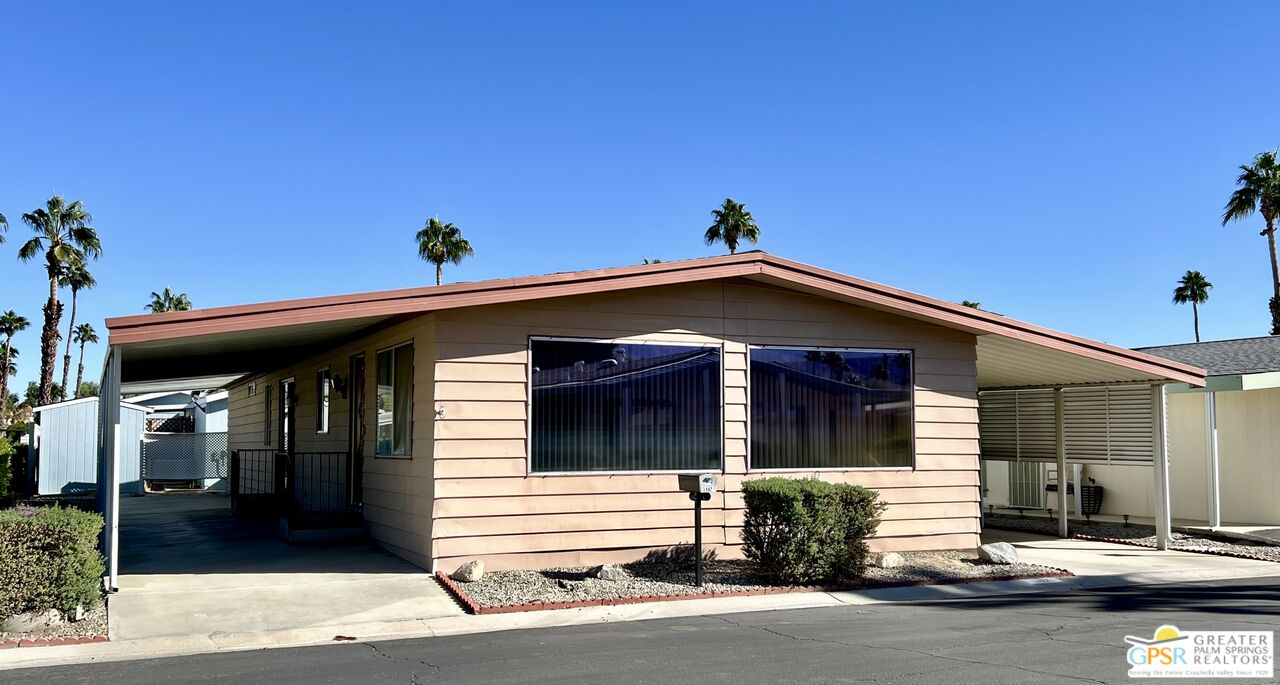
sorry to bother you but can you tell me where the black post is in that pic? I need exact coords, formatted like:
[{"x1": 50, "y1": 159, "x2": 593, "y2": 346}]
[{"x1": 693, "y1": 492, "x2": 703, "y2": 587}]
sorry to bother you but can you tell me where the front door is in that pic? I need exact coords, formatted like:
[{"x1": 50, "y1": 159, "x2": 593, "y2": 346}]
[{"x1": 348, "y1": 354, "x2": 366, "y2": 506}]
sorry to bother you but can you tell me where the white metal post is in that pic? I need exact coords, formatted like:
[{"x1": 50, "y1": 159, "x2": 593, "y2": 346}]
[
  {"x1": 1152, "y1": 384, "x2": 1172, "y2": 551},
  {"x1": 98, "y1": 346, "x2": 122, "y2": 591},
  {"x1": 1055, "y1": 387, "x2": 1068, "y2": 538},
  {"x1": 1205, "y1": 391, "x2": 1221, "y2": 530}
]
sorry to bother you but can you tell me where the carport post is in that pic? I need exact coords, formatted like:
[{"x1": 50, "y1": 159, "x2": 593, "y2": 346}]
[
  {"x1": 1055, "y1": 387, "x2": 1068, "y2": 538},
  {"x1": 1151, "y1": 383, "x2": 1172, "y2": 551},
  {"x1": 97, "y1": 345, "x2": 122, "y2": 592},
  {"x1": 1204, "y1": 391, "x2": 1221, "y2": 530}
]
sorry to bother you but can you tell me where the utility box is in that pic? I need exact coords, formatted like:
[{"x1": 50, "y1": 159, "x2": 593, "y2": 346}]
[{"x1": 678, "y1": 473, "x2": 717, "y2": 499}]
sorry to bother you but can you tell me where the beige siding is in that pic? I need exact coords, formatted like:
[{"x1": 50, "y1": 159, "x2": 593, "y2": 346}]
[
  {"x1": 430, "y1": 279, "x2": 980, "y2": 571},
  {"x1": 226, "y1": 315, "x2": 437, "y2": 568}
]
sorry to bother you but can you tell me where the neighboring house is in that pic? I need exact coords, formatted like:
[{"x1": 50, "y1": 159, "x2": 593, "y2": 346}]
[
  {"x1": 128, "y1": 389, "x2": 231, "y2": 491},
  {"x1": 29, "y1": 397, "x2": 149, "y2": 496},
  {"x1": 981, "y1": 335, "x2": 1280, "y2": 527},
  {"x1": 95, "y1": 253, "x2": 1203, "y2": 581}
]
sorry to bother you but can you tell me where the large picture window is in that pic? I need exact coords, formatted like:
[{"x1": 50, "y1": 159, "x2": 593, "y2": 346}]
[
  {"x1": 530, "y1": 339, "x2": 722, "y2": 473},
  {"x1": 376, "y1": 344, "x2": 414, "y2": 457},
  {"x1": 750, "y1": 347, "x2": 913, "y2": 469}
]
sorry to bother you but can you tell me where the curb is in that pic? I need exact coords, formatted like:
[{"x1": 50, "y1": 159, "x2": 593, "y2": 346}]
[
  {"x1": 435, "y1": 568, "x2": 1073, "y2": 616},
  {"x1": 0, "y1": 635, "x2": 108, "y2": 649},
  {"x1": 1071, "y1": 534, "x2": 1280, "y2": 564}
]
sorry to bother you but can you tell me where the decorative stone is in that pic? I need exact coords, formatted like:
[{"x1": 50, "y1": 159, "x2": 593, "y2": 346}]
[
  {"x1": 977, "y1": 542, "x2": 1019, "y2": 565},
  {"x1": 73, "y1": 605, "x2": 87, "y2": 622},
  {"x1": 873, "y1": 552, "x2": 905, "y2": 569},
  {"x1": 2, "y1": 609, "x2": 62, "y2": 633},
  {"x1": 450, "y1": 560, "x2": 485, "y2": 582},
  {"x1": 593, "y1": 563, "x2": 629, "y2": 581}
]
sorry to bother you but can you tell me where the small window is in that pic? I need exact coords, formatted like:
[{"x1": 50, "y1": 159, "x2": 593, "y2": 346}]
[
  {"x1": 316, "y1": 367, "x2": 331, "y2": 434},
  {"x1": 247, "y1": 382, "x2": 257, "y2": 397},
  {"x1": 263, "y1": 384, "x2": 273, "y2": 446},
  {"x1": 529, "y1": 338, "x2": 722, "y2": 473},
  {"x1": 376, "y1": 344, "x2": 414, "y2": 457},
  {"x1": 750, "y1": 347, "x2": 914, "y2": 470}
]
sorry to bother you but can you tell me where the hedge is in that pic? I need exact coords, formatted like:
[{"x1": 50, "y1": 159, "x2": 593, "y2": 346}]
[
  {"x1": 740, "y1": 477, "x2": 886, "y2": 585},
  {"x1": 0, "y1": 436, "x2": 12, "y2": 505},
  {"x1": 0, "y1": 504, "x2": 105, "y2": 617}
]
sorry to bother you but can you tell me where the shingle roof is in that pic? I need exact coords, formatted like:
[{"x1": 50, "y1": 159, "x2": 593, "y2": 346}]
[{"x1": 1135, "y1": 336, "x2": 1280, "y2": 376}]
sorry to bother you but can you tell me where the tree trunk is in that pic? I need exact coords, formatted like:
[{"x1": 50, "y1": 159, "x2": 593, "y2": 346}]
[
  {"x1": 1193, "y1": 302, "x2": 1200, "y2": 343},
  {"x1": 75, "y1": 341, "x2": 86, "y2": 400},
  {"x1": 0, "y1": 336, "x2": 11, "y2": 429},
  {"x1": 60, "y1": 289, "x2": 78, "y2": 401},
  {"x1": 1269, "y1": 218, "x2": 1280, "y2": 335},
  {"x1": 436, "y1": 263, "x2": 443, "y2": 286},
  {"x1": 38, "y1": 275, "x2": 62, "y2": 406}
]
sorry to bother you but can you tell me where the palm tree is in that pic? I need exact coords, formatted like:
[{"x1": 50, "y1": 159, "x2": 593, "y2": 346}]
[
  {"x1": 704, "y1": 198, "x2": 760, "y2": 255},
  {"x1": 415, "y1": 217, "x2": 474, "y2": 286},
  {"x1": 1223, "y1": 151, "x2": 1280, "y2": 334},
  {"x1": 72, "y1": 323, "x2": 98, "y2": 399},
  {"x1": 0, "y1": 211, "x2": 7, "y2": 242},
  {"x1": 0, "y1": 348, "x2": 15, "y2": 426},
  {"x1": 58, "y1": 262, "x2": 96, "y2": 400},
  {"x1": 18, "y1": 196, "x2": 101, "y2": 406},
  {"x1": 1172, "y1": 270, "x2": 1213, "y2": 343},
  {"x1": 960, "y1": 300, "x2": 981, "y2": 309},
  {"x1": 0, "y1": 310, "x2": 29, "y2": 428},
  {"x1": 145, "y1": 287, "x2": 192, "y2": 313}
]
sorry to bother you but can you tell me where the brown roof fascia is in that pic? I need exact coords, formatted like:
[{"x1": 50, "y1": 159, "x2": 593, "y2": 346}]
[{"x1": 104, "y1": 251, "x2": 1206, "y2": 386}]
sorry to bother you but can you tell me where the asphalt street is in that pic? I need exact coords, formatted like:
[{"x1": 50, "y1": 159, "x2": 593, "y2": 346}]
[{"x1": 7, "y1": 576, "x2": 1279, "y2": 684}]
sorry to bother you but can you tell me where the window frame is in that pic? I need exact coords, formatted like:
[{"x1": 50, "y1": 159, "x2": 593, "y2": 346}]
[
  {"x1": 374, "y1": 341, "x2": 414, "y2": 459},
  {"x1": 526, "y1": 336, "x2": 726, "y2": 477},
  {"x1": 746, "y1": 344, "x2": 917, "y2": 473},
  {"x1": 263, "y1": 383, "x2": 273, "y2": 446},
  {"x1": 316, "y1": 366, "x2": 331, "y2": 434}
]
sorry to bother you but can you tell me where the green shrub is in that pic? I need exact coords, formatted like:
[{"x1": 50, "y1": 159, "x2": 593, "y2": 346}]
[
  {"x1": 0, "y1": 436, "x2": 12, "y2": 503},
  {"x1": 740, "y1": 477, "x2": 886, "y2": 585},
  {"x1": 0, "y1": 505, "x2": 105, "y2": 617}
]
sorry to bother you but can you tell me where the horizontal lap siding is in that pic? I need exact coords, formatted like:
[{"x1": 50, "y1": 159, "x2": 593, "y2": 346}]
[
  {"x1": 431, "y1": 280, "x2": 980, "y2": 571},
  {"x1": 225, "y1": 315, "x2": 437, "y2": 569}
]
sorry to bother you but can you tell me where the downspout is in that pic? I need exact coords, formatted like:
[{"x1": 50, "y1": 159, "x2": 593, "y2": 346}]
[{"x1": 1055, "y1": 387, "x2": 1068, "y2": 539}]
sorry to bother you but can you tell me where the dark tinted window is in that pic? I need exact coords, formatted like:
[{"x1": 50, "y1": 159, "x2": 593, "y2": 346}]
[
  {"x1": 750, "y1": 348, "x2": 913, "y2": 469},
  {"x1": 530, "y1": 339, "x2": 722, "y2": 473}
]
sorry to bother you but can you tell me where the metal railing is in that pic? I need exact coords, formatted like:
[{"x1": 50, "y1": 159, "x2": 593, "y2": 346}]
[{"x1": 230, "y1": 449, "x2": 351, "y2": 515}]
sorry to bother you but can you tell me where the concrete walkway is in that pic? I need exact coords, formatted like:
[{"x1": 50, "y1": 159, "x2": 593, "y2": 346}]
[
  {"x1": 3, "y1": 527, "x2": 1277, "y2": 671},
  {"x1": 108, "y1": 493, "x2": 461, "y2": 641}
]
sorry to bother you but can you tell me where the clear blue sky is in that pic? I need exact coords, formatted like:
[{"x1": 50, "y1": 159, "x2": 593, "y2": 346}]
[{"x1": 2, "y1": 2, "x2": 1277, "y2": 393}]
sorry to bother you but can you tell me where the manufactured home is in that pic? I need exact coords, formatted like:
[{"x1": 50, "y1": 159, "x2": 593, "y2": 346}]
[{"x1": 94, "y1": 253, "x2": 1204, "y2": 583}]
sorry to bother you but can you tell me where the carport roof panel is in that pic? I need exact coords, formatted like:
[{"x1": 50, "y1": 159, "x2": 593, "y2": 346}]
[{"x1": 104, "y1": 252, "x2": 1206, "y2": 387}]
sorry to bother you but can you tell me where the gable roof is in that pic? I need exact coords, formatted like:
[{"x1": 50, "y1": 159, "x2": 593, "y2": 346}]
[
  {"x1": 1136, "y1": 336, "x2": 1280, "y2": 376},
  {"x1": 104, "y1": 252, "x2": 1205, "y2": 387}
]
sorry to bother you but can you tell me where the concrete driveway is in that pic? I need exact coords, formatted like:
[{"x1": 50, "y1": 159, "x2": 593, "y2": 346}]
[{"x1": 110, "y1": 493, "x2": 461, "y2": 642}]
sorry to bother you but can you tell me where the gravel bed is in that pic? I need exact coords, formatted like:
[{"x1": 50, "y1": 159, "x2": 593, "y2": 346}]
[
  {"x1": 985, "y1": 515, "x2": 1280, "y2": 563},
  {"x1": 1, "y1": 604, "x2": 108, "y2": 642},
  {"x1": 455, "y1": 552, "x2": 1066, "y2": 608}
]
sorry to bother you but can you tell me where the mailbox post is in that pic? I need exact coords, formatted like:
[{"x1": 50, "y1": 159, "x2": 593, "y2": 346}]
[{"x1": 677, "y1": 473, "x2": 717, "y2": 587}]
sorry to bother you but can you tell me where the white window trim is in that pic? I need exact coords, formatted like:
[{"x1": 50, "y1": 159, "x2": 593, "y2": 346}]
[
  {"x1": 374, "y1": 341, "x2": 414, "y2": 459},
  {"x1": 526, "y1": 336, "x2": 726, "y2": 476},
  {"x1": 316, "y1": 366, "x2": 331, "y2": 435},
  {"x1": 745, "y1": 344, "x2": 917, "y2": 473}
]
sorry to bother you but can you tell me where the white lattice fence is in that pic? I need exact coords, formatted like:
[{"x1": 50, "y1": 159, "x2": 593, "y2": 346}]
[{"x1": 141, "y1": 432, "x2": 229, "y2": 481}]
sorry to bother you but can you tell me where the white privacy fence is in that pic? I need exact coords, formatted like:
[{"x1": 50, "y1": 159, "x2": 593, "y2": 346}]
[{"x1": 141, "y1": 431, "x2": 229, "y2": 481}]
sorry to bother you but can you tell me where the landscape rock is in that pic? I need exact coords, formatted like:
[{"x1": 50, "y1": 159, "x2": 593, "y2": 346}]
[
  {"x1": 451, "y1": 560, "x2": 485, "y2": 582},
  {"x1": 2, "y1": 609, "x2": 63, "y2": 633},
  {"x1": 977, "y1": 542, "x2": 1019, "y2": 565},
  {"x1": 73, "y1": 605, "x2": 87, "y2": 622},
  {"x1": 873, "y1": 552, "x2": 905, "y2": 569},
  {"x1": 593, "y1": 563, "x2": 629, "y2": 581}
]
